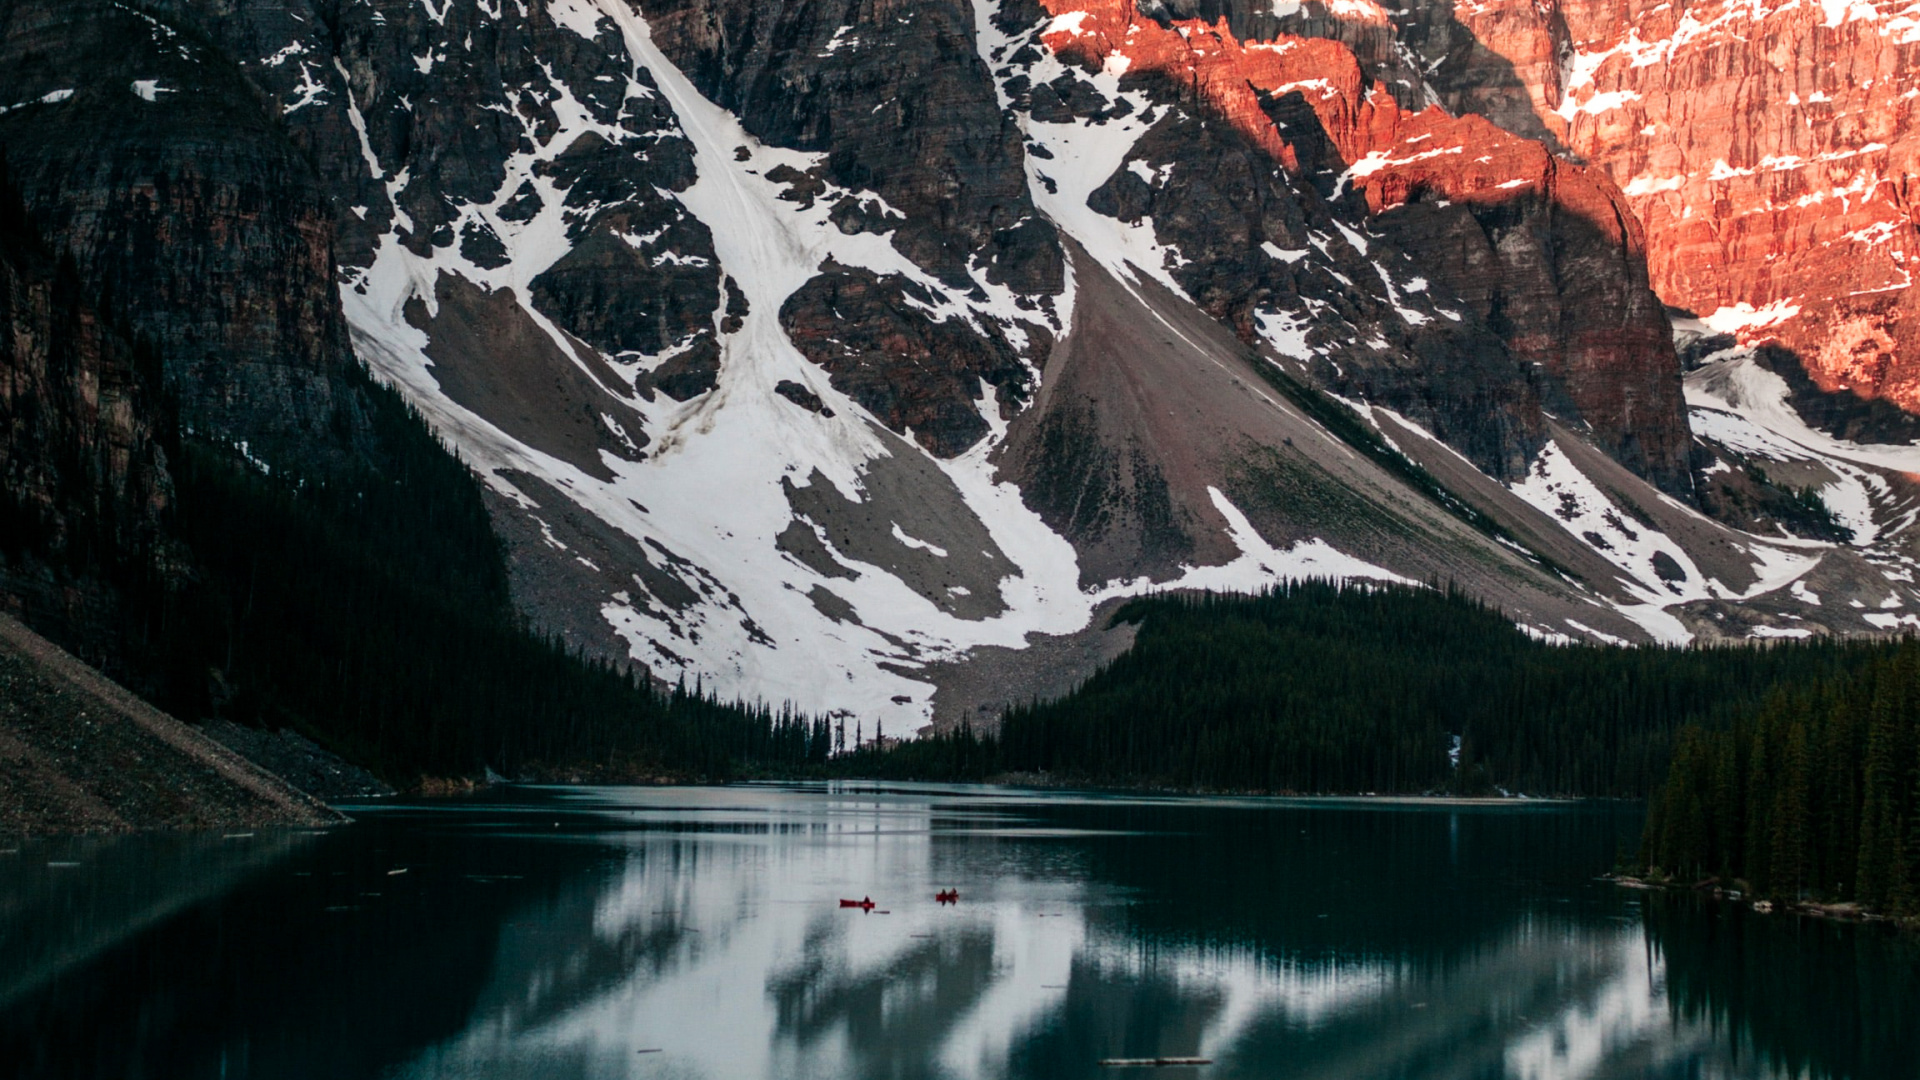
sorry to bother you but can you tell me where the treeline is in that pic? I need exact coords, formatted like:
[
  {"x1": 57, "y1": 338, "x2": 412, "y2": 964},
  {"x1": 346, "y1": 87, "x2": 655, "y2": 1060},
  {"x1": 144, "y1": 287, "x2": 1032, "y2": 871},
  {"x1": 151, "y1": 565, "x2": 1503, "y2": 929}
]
[
  {"x1": 985, "y1": 582, "x2": 1888, "y2": 796},
  {"x1": 828, "y1": 721, "x2": 999, "y2": 781},
  {"x1": 847, "y1": 583, "x2": 1897, "y2": 797},
  {"x1": 1643, "y1": 641, "x2": 1920, "y2": 912}
]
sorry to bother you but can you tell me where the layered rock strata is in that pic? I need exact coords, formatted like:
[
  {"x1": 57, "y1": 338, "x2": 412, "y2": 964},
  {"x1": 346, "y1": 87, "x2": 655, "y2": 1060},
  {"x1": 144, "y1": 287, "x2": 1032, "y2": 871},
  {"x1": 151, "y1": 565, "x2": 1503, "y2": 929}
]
[
  {"x1": 1306, "y1": 0, "x2": 1920, "y2": 414},
  {"x1": 0, "y1": 169, "x2": 175, "y2": 660},
  {"x1": 0, "y1": 0, "x2": 368, "y2": 471}
]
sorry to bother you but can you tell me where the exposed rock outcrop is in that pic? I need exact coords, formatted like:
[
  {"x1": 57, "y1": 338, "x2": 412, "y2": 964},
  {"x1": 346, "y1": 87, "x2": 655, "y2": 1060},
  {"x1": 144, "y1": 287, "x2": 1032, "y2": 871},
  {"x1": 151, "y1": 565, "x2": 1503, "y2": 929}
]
[
  {"x1": 1356, "y1": 0, "x2": 1920, "y2": 414},
  {"x1": 0, "y1": 0, "x2": 368, "y2": 472},
  {"x1": 635, "y1": 0, "x2": 1064, "y2": 295},
  {"x1": 1350, "y1": 109, "x2": 1692, "y2": 497},
  {"x1": 0, "y1": 162, "x2": 175, "y2": 666},
  {"x1": 781, "y1": 265, "x2": 1037, "y2": 456}
]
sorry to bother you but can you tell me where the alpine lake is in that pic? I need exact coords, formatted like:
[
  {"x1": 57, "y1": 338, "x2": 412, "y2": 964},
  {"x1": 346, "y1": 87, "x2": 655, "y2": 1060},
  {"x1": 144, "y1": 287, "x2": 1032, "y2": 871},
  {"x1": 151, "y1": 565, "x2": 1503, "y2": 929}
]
[{"x1": 2, "y1": 783, "x2": 1914, "y2": 1079}]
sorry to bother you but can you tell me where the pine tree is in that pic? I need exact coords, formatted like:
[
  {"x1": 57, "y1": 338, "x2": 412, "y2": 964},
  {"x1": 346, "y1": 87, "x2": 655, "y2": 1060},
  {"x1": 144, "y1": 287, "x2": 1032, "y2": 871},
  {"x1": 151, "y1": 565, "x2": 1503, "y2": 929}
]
[
  {"x1": 1858, "y1": 668, "x2": 1903, "y2": 909},
  {"x1": 1769, "y1": 719, "x2": 1811, "y2": 900}
]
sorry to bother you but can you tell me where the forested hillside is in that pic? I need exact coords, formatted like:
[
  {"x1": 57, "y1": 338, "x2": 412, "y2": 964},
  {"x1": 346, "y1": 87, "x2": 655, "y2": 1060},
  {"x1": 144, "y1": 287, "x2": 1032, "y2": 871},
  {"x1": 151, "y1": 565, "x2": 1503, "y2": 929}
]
[
  {"x1": 845, "y1": 584, "x2": 1898, "y2": 799},
  {"x1": 1644, "y1": 644, "x2": 1920, "y2": 912},
  {"x1": 987, "y1": 584, "x2": 1890, "y2": 796}
]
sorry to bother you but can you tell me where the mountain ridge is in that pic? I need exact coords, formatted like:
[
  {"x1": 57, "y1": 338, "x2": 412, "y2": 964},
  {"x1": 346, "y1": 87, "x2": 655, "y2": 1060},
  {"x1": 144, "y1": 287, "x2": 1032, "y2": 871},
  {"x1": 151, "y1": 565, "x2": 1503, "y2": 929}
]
[{"x1": 5, "y1": 0, "x2": 1920, "y2": 728}]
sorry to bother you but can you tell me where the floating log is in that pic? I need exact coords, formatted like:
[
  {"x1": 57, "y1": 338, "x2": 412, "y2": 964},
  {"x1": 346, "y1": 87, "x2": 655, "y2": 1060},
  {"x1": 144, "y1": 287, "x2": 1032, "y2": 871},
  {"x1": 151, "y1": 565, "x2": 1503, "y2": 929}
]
[{"x1": 1098, "y1": 1058, "x2": 1212, "y2": 1068}]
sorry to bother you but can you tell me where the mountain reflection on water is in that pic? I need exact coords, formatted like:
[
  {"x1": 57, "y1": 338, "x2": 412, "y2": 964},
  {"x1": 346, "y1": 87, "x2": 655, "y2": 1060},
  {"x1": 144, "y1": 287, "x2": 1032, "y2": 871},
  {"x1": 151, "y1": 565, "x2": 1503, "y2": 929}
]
[{"x1": 1, "y1": 784, "x2": 1912, "y2": 1080}]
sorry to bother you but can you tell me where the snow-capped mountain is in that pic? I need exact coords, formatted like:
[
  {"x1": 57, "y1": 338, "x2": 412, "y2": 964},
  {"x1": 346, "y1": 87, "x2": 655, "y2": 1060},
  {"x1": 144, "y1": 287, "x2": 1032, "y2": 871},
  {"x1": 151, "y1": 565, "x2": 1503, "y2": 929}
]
[{"x1": 6, "y1": 0, "x2": 1920, "y2": 727}]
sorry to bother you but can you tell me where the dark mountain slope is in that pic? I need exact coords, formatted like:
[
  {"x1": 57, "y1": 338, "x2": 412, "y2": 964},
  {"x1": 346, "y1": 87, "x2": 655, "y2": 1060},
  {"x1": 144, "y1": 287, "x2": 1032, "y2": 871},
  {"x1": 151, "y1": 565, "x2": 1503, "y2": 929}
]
[
  {"x1": 0, "y1": 0, "x2": 372, "y2": 472},
  {"x1": 0, "y1": 24, "x2": 812, "y2": 794}
]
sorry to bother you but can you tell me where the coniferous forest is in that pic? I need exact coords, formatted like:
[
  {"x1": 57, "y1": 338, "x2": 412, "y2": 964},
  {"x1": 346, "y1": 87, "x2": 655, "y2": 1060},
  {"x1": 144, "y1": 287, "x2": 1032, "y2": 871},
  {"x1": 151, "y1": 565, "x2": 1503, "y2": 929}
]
[
  {"x1": 983, "y1": 583, "x2": 1888, "y2": 797},
  {"x1": 1643, "y1": 641, "x2": 1920, "y2": 912}
]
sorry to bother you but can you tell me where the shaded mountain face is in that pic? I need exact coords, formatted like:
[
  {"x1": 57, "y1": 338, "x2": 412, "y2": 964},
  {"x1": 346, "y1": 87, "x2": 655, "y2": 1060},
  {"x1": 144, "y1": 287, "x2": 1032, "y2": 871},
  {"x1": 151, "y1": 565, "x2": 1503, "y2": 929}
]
[
  {"x1": 0, "y1": 1, "x2": 373, "y2": 473},
  {"x1": 0, "y1": 163, "x2": 175, "y2": 664},
  {"x1": 4, "y1": 0, "x2": 1920, "y2": 726}
]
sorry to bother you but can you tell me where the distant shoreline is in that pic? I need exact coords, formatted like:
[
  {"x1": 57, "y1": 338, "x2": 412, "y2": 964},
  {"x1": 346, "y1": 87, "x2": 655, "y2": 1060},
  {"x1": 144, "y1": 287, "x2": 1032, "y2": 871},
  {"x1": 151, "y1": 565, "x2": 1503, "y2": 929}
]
[
  {"x1": 394, "y1": 771, "x2": 1602, "y2": 807},
  {"x1": 884, "y1": 771, "x2": 1595, "y2": 805}
]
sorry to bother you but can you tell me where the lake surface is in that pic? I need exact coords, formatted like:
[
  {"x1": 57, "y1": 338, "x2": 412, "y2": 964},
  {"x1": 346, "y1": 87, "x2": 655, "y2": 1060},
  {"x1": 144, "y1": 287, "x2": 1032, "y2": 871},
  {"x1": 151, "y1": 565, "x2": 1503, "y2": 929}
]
[{"x1": 1, "y1": 783, "x2": 1914, "y2": 1079}]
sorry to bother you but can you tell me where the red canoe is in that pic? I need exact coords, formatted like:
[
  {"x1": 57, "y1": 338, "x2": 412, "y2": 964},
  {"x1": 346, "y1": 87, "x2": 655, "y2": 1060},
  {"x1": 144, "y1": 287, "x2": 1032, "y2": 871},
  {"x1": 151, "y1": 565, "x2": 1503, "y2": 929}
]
[{"x1": 839, "y1": 898, "x2": 875, "y2": 910}]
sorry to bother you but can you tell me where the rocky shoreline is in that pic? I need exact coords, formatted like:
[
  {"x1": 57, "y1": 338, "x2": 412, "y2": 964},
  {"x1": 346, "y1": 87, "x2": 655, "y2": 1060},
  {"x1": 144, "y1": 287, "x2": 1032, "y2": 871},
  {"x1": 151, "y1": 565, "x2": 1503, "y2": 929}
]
[{"x1": 1609, "y1": 874, "x2": 1920, "y2": 932}]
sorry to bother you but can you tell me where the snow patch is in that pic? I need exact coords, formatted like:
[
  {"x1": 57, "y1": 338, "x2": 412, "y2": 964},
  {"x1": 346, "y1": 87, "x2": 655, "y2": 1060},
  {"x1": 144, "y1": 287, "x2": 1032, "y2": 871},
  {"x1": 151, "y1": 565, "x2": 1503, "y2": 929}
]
[
  {"x1": 546, "y1": 0, "x2": 605, "y2": 40},
  {"x1": 891, "y1": 523, "x2": 949, "y2": 558},
  {"x1": 1254, "y1": 309, "x2": 1313, "y2": 360},
  {"x1": 0, "y1": 89, "x2": 73, "y2": 116},
  {"x1": 1688, "y1": 352, "x2": 1920, "y2": 474},
  {"x1": 1044, "y1": 11, "x2": 1093, "y2": 35},
  {"x1": 1335, "y1": 145, "x2": 1464, "y2": 196},
  {"x1": 1509, "y1": 439, "x2": 1707, "y2": 624},
  {"x1": 1565, "y1": 620, "x2": 1628, "y2": 646},
  {"x1": 1556, "y1": 88, "x2": 1640, "y2": 119},
  {"x1": 1623, "y1": 174, "x2": 1686, "y2": 196},
  {"x1": 1701, "y1": 300, "x2": 1801, "y2": 334},
  {"x1": 1090, "y1": 488, "x2": 1415, "y2": 600},
  {"x1": 821, "y1": 26, "x2": 859, "y2": 55}
]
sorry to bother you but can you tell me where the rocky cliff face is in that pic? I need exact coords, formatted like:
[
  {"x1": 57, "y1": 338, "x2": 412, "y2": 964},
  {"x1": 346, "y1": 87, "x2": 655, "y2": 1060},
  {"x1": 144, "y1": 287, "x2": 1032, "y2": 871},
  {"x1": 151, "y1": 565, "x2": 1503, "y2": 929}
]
[
  {"x1": 1276, "y1": 0, "x2": 1920, "y2": 414},
  {"x1": 1024, "y1": 0, "x2": 1692, "y2": 495},
  {"x1": 1552, "y1": 0, "x2": 1920, "y2": 413},
  {"x1": 638, "y1": 0, "x2": 1062, "y2": 294},
  {"x1": 0, "y1": 164, "x2": 174, "y2": 659},
  {"x1": 1349, "y1": 107, "x2": 1691, "y2": 495},
  {"x1": 0, "y1": 0, "x2": 369, "y2": 473}
]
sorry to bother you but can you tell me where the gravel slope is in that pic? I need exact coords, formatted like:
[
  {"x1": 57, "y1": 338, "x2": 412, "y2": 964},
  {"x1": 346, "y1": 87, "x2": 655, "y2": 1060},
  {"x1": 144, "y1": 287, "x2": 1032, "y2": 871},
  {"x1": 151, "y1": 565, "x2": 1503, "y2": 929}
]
[{"x1": 0, "y1": 613, "x2": 342, "y2": 836}]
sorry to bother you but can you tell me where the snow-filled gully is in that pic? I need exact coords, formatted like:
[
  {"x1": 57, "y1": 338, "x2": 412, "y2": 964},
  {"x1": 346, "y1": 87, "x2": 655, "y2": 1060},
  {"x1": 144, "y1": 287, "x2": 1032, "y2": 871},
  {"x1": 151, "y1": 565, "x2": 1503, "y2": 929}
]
[{"x1": 333, "y1": 0, "x2": 1417, "y2": 725}]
